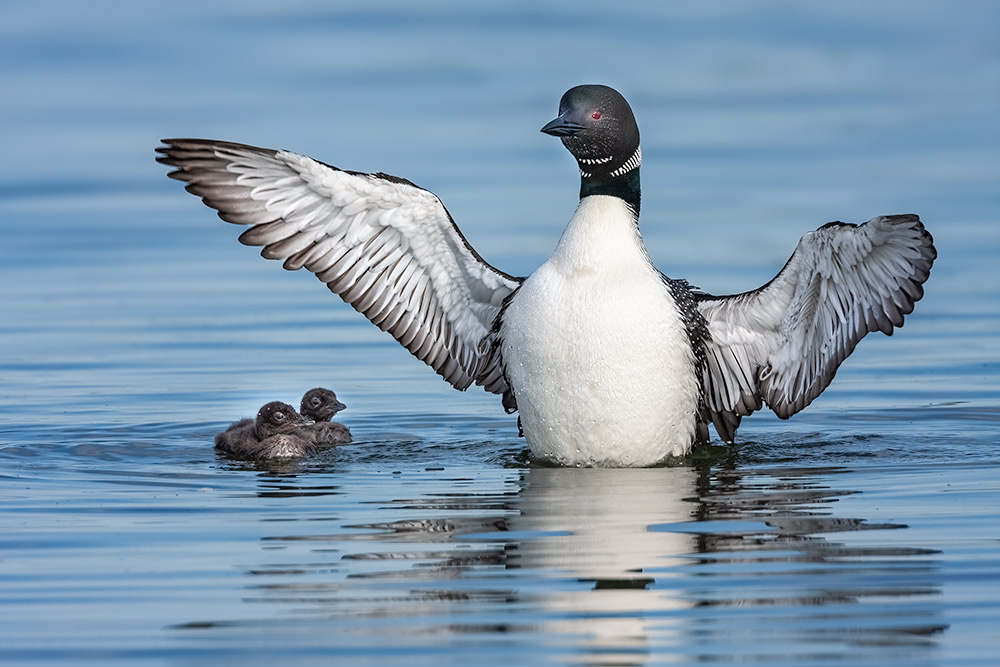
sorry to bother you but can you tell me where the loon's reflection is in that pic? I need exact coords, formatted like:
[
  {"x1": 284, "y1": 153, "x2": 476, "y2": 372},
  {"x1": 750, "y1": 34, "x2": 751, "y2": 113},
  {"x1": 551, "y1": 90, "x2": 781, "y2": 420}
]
[
  {"x1": 501, "y1": 466, "x2": 698, "y2": 658},
  {"x1": 211, "y1": 462, "x2": 944, "y2": 662}
]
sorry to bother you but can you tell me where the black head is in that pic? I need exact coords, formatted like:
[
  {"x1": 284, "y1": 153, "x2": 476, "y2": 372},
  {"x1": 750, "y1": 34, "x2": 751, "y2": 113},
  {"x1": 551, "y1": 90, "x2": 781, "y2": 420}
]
[
  {"x1": 300, "y1": 387, "x2": 347, "y2": 422},
  {"x1": 255, "y1": 401, "x2": 308, "y2": 439},
  {"x1": 541, "y1": 85, "x2": 641, "y2": 209}
]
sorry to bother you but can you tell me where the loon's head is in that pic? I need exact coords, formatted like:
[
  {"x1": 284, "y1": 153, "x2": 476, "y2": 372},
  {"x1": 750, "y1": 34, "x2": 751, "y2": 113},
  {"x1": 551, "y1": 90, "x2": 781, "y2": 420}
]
[
  {"x1": 300, "y1": 387, "x2": 347, "y2": 422},
  {"x1": 255, "y1": 401, "x2": 309, "y2": 439},
  {"x1": 541, "y1": 85, "x2": 641, "y2": 210}
]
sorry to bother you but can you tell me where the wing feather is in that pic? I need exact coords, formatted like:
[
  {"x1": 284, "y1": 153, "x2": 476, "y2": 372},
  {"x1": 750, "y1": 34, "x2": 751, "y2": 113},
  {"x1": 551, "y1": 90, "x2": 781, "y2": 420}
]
[
  {"x1": 697, "y1": 214, "x2": 935, "y2": 439},
  {"x1": 157, "y1": 138, "x2": 523, "y2": 394}
]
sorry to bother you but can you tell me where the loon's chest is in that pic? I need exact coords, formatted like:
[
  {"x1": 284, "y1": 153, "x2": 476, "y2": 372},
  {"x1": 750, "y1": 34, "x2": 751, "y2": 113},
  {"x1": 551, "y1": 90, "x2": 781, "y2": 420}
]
[
  {"x1": 500, "y1": 195, "x2": 690, "y2": 363},
  {"x1": 497, "y1": 196, "x2": 701, "y2": 465},
  {"x1": 500, "y1": 257, "x2": 689, "y2": 389},
  {"x1": 503, "y1": 258, "x2": 677, "y2": 351}
]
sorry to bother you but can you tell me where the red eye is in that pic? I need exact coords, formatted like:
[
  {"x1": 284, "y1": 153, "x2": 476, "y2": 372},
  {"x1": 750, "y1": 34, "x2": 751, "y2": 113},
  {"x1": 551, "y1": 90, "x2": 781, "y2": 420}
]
[{"x1": 591, "y1": 111, "x2": 602, "y2": 120}]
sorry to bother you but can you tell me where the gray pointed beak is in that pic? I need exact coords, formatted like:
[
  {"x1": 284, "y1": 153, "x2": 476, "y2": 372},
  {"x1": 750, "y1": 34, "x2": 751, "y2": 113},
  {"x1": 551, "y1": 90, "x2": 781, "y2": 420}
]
[
  {"x1": 541, "y1": 116, "x2": 585, "y2": 137},
  {"x1": 332, "y1": 401, "x2": 346, "y2": 414}
]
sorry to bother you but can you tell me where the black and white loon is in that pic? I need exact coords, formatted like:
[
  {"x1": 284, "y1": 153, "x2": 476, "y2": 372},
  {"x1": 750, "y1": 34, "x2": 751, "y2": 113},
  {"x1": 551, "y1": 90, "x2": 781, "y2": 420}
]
[{"x1": 158, "y1": 84, "x2": 936, "y2": 467}]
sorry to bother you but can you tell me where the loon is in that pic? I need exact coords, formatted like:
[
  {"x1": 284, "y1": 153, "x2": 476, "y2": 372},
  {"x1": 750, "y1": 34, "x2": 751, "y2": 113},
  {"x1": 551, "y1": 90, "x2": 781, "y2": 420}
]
[
  {"x1": 215, "y1": 401, "x2": 315, "y2": 460},
  {"x1": 159, "y1": 84, "x2": 936, "y2": 467},
  {"x1": 299, "y1": 387, "x2": 351, "y2": 445}
]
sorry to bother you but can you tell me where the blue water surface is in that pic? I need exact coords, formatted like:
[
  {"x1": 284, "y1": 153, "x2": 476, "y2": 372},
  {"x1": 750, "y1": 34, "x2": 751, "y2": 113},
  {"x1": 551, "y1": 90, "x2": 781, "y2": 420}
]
[{"x1": 1, "y1": 2, "x2": 998, "y2": 665}]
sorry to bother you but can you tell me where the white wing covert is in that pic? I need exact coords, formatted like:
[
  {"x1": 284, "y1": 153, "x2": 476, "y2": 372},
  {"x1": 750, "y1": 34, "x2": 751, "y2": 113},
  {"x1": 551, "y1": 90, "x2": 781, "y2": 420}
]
[
  {"x1": 157, "y1": 139, "x2": 522, "y2": 397},
  {"x1": 696, "y1": 215, "x2": 935, "y2": 442}
]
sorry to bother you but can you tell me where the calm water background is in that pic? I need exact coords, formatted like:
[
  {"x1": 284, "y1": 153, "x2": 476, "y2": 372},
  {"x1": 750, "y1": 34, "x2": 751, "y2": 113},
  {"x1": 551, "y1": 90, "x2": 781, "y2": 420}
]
[{"x1": 1, "y1": 2, "x2": 998, "y2": 665}]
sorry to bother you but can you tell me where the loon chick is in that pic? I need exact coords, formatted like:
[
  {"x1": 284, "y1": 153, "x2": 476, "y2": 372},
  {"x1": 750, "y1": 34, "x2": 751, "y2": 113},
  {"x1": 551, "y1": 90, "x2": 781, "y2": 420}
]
[
  {"x1": 299, "y1": 387, "x2": 351, "y2": 445},
  {"x1": 215, "y1": 401, "x2": 315, "y2": 460},
  {"x1": 159, "y1": 84, "x2": 935, "y2": 467}
]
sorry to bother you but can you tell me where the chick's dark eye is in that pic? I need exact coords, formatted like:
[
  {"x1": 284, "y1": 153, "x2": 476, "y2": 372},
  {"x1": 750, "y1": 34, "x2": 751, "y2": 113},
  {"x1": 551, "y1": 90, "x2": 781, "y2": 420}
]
[
  {"x1": 591, "y1": 111, "x2": 602, "y2": 120},
  {"x1": 274, "y1": 412, "x2": 285, "y2": 422},
  {"x1": 311, "y1": 398, "x2": 321, "y2": 407}
]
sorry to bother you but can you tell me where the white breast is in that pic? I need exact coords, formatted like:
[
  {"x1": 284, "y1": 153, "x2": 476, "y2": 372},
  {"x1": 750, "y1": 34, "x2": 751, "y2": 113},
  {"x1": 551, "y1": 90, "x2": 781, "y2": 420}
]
[{"x1": 500, "y1": 196, "x2": 700, "y2": 466}]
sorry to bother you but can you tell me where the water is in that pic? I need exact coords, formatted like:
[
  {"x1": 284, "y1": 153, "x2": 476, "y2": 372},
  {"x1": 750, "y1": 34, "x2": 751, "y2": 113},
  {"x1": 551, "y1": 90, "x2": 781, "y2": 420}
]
[{"x1": 1, "y1": 2, "x2": 999, "y2": 664}]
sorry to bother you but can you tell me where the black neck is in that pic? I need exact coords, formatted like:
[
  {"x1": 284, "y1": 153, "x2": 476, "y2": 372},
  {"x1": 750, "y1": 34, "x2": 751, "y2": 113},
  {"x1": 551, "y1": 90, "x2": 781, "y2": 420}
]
[{"x1": 580, "y1": 167, "x2": 640, "y2": 215}]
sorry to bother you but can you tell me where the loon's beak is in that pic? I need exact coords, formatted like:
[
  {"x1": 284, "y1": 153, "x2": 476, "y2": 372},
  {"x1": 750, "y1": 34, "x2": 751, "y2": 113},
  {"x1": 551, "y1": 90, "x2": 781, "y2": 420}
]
[
  {"x1": 541, "y1": 115, "x2": 584, "y2": 137},
  {"x1": 332, "y1": 401, "x2": 346, "y2": 414}
]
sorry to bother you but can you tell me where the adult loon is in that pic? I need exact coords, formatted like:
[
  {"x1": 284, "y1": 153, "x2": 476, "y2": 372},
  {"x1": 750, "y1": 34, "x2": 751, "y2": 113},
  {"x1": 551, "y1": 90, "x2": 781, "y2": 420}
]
[
  {"x1": 159, "y1": 84, "x2": 936, "y2": 467},
  {"x1": 216, "y1": 401, "x2": 316, "y2": 460}
]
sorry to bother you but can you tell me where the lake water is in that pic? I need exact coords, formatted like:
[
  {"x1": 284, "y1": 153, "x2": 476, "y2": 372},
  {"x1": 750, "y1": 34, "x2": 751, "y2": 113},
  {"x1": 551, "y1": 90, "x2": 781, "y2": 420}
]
[{"x1": 1, "y1": 2, "x2": 998, "y2": 665}]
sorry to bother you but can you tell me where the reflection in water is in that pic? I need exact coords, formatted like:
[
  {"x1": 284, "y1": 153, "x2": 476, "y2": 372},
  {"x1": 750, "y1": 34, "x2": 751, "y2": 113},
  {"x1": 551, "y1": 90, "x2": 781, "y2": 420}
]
[
  {"x1": 182, "y1": 463, "x2": 945, "y2": 663},
  {"x1": 507, "y1": 467, "x2": 698, "y2": 660}
]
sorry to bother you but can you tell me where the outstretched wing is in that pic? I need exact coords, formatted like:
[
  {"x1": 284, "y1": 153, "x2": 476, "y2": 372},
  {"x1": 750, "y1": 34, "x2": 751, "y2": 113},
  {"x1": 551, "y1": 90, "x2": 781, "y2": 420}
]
[
  {"x1": 696, "y1": 214, "x2": 935, "y2": 442},
  {"x1": 157, "y1": 138, "x2": 522, "y2": 396}
]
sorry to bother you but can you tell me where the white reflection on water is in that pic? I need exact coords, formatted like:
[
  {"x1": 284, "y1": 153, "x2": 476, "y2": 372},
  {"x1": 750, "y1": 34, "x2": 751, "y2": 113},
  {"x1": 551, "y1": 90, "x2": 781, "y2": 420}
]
[{"x1": 509, "y1": 468, "x2": 697, "y2": 658}]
